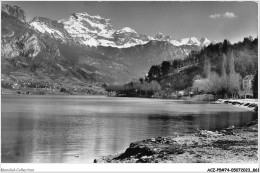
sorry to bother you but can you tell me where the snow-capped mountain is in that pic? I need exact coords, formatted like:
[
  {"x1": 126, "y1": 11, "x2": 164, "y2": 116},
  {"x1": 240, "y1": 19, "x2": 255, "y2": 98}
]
[
  {"x1": 59, "y1": 12, "x2": 115, "y2": 47},
  {"x1": 153, "y1": 33, "x2": 211, "y2": 47},
  {"x1": 30, "y1": 12, "x2": 211, "y2": 49},
  {"x1": 112, "y1": 27, "x2": 150, "y2": 48},
  {"x1": 30, "y1": 12, "x2": 150, "y2": 48}
]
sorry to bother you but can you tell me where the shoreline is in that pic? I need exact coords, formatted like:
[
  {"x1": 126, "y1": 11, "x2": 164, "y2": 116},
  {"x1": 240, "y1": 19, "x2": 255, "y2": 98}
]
[
  {"x1": 216, "y1": 99, "x2": 258, "y2": 112},
  {"x1": 94, "y1": 119, "x2": 258, "y2": 163}
]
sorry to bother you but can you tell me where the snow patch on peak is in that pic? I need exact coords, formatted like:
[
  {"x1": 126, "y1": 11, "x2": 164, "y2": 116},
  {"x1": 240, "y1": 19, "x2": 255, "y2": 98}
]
[
  {"x1": 75, "y1": 12, "x2": 104, "y2": 20},
  {"x1": 190, "y1": 37, "x2": 199, "y2": 42},
  {"x1": 189, "y1": 37, "x2": 200, "y2": 46},
  {"x1": 117, "y1": 27, "x2": 137, "y2": 34},
  {"x1": 176, "y1": 37, "x2": 201, "y2": 46},
  {"x1": 30, "y1": 21, "x2": 65, "y2": 40},
  {"x1": 178, "y1": 38, "x2": 190, "y2": 45},
  {"x1": 170, "y1": 40, "x2": 182, "y2": 46},
  {"x1": 148, "y1": 36, "x2": 155, "y2": 40}
]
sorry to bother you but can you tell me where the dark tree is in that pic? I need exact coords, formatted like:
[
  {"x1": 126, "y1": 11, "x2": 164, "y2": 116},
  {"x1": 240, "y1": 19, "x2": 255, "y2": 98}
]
[
  {"x1": 252, "y1": 72, "x2": 258, "y2": 98},
  {"x1": 222, "y1": 39, "x2": 231, "y2": 54},
  {"x1": 172, "y1": 60, "x2": 178, "y2": 69},
  {"x1": 139, "y1": 77, "x2": 144, "y2": 83},
  {"x1": 60, "y1": 87, "x2": 67, "y2": 93},
  {"x1": 161, "y1": 61, "x2": 171, "y2": 76},
  {"x1": 243, "y1": 37, "x2": 254, "y2": 49},
  {"x1": 253, "y1": 38, "x2": 258, "y2": 46},
  {"x1": 147, "y1": 65, "x2": 161, "y2": 81}
]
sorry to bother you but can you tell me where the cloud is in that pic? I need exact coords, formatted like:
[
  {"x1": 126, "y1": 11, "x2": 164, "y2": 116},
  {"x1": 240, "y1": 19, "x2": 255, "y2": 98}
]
[
  {"x1": 209, "y1": 12, "x2": 237, "y2": 19},
  {"x1": 223, "y1": 12, "x2": 236, "y2": 18},
  {"x1": 209, "y1": 13, "x2": 221, "y2": 19}
]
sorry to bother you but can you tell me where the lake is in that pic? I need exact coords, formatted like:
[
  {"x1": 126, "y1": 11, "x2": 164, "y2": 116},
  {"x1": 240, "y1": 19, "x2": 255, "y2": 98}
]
[{"x1": 1, "y1": 95, "x2": 257, "y2": 163}]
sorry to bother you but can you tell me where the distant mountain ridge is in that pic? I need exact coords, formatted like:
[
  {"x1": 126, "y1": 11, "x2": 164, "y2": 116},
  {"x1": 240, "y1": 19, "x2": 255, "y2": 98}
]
[
  {"x1": 153, "y1": 33, "x2": 211, "y2": 47},
  {"x1": 1, "y1": 4, "x2": 213, "y2": 87}
]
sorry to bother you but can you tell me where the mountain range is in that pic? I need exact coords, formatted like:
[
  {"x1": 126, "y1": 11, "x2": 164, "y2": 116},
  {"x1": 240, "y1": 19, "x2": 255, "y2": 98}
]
[
  {"x1": 30, "y1": 12, "x2": 211, "y2": 49},
  {"x1": 1, "y1": 4, "x2": 212, "y2": 87}
]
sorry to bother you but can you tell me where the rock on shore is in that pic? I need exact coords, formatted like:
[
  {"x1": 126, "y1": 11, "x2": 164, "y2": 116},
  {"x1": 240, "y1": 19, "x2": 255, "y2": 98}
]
[
  {"x1": 216, "y1": 99, "x2": 258, "y2": 112},
  {"x1": 94, "y1": 121, "x2": 258, "y2": 163}
]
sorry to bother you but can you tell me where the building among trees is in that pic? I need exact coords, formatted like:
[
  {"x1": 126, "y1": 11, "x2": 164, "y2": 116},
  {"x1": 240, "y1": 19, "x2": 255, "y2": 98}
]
[{"x1": 242, "y1": 75, "x2": 254, "y2": 98}]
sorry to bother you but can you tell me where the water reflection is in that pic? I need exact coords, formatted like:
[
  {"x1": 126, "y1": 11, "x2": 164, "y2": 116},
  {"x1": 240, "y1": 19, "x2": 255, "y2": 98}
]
[
  {"x1": 1, "y1": 95, "x2": 256, "y2": 163},
  {"x1": 196, "y1": 112, "x2": 257, "y2": 130}
]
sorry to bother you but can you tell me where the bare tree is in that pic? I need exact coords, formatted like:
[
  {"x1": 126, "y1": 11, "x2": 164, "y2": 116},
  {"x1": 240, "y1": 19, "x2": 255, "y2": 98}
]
[
  {"x1": 227, "y1": 51, "x2": 241, "y2": 98},
  {"x1": 203, "y1": 57, "x2": 211, "y2": 78}
]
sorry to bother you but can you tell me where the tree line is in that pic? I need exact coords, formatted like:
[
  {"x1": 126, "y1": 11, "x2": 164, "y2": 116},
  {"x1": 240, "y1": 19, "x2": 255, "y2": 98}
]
[{"x1": 105, "y1": 80, "x2": 161, "y2": 97}]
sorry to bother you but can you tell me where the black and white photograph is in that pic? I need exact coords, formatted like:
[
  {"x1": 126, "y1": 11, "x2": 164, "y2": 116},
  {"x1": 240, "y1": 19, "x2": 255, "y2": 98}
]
[{"x1": 1, "y1": 0, "x2": 259, "y2": 172}]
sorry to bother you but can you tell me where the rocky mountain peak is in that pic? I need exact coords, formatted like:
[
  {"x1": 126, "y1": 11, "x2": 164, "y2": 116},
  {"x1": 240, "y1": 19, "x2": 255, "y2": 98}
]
[
  {"x1": 30, "y1": 17, "x2": 66, "y2": 41},
  {"x1": 186, "y1": 37, "x2": 201, "y2": 46},
  {"x1": 199, "y1": 37, "x2": 211, "y2": 46},
  {"x1": 30, "y1": 17, "x2": 53, "y2": 23},
  {"x1": 63, "y1": 12, "x2": 112, "y2": 28},
  {"x1": 1, "y1": 4, "x2": 26, "y2": 22},
  {"x1": 153, "y1": 33, "x2": 211, "y2": 47},
  {"x1": 154, "y1": 33, "x2": 165, "y2": 40},
  {"x1": 173, "y1": 37, "x2": 211, "y2": 47},
  {"x1": 154, "y1": 33, "x2": 172, "y2": 42},
  {"x1": 59, "y1": 11, "x2": 114, "y2": 37},
  {"x1": 73, "y1": 12, "x2": 103, "y2": 20}
]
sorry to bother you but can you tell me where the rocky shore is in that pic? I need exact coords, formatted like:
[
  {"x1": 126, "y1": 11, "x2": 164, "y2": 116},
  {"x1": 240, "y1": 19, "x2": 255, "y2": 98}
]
[
  {"x1": 216, "y1": 99, "x2": 258, "y2": 112},
  {"x1": 94, "y1": 120, "x2": 258, "y2": 163}
]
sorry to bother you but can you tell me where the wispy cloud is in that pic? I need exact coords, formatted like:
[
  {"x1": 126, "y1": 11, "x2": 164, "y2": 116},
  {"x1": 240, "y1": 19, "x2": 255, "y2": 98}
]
[
  {"x1": 209, "y1": 12, "x2": 237, "y2": 19},
  {"x1": 209, "y1": 13, "x2": 221, "y2": 19},
  {"x1": 223, "y1": 12, "x2": 236, "y2": 18}
]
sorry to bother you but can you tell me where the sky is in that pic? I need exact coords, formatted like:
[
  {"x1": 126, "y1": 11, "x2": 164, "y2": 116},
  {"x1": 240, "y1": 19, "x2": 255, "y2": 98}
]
[{"x1": 3, "y1": 1, "x2": 258, "y2": 43}]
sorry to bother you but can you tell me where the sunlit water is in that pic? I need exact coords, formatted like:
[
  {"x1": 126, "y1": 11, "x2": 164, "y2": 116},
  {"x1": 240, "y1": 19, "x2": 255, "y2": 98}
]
[{"x1": 1, "y1": 95, "x2": 257, "y2": 163}]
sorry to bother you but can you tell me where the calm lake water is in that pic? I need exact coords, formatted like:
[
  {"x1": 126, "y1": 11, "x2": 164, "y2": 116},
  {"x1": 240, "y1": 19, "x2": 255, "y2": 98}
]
[{"x1": 1, "y1": 95, "x2": 257, "y2": 163}]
